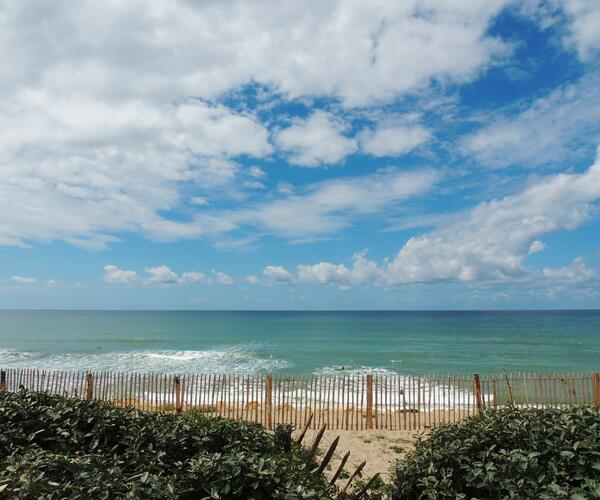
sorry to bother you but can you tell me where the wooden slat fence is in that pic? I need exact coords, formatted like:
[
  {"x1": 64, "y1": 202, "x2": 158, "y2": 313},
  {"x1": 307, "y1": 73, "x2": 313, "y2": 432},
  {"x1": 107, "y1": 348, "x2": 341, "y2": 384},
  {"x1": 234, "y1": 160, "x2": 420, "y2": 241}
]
[{"x1": 1, "y1": 369, "x2": 598, "y2": 430}]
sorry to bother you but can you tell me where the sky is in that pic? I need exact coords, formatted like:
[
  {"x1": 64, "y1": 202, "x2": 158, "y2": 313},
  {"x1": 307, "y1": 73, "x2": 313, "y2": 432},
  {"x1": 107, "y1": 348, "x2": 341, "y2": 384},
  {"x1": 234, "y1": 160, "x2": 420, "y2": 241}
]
[{"x1": 1, "y1": 0, "x2": 600, "y2": 310}]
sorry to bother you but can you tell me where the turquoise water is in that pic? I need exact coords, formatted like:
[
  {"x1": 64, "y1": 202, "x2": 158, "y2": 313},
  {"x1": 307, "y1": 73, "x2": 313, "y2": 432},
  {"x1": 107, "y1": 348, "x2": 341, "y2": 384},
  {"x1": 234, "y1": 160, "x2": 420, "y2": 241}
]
[{"x1": 0, "y1": 310, "x2": 598, "y2": 374}]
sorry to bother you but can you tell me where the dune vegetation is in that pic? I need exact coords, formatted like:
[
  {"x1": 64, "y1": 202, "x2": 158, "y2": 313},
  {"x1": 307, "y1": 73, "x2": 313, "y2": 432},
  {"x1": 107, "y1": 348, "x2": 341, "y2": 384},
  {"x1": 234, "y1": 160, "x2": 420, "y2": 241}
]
[
  {"x1": 391, "y1": 406, "x2": 600, "y2": 499},
  {"x1": 0, "y1": 390, "x2": 332, "y2": 499}
]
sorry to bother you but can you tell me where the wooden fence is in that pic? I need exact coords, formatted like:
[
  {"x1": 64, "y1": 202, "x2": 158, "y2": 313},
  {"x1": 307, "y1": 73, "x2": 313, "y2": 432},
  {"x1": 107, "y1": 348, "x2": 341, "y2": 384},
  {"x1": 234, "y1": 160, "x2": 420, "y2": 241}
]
[{"x1": 1, "y1": 369, "x2": 598, "y2": 430}]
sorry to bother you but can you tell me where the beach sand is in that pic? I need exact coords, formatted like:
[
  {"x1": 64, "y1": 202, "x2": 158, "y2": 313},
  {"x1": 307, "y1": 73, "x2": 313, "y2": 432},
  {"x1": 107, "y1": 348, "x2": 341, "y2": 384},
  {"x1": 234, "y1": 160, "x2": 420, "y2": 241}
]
[{"x1": 299, "y1": 428, "x2": 425, "y2": 484}]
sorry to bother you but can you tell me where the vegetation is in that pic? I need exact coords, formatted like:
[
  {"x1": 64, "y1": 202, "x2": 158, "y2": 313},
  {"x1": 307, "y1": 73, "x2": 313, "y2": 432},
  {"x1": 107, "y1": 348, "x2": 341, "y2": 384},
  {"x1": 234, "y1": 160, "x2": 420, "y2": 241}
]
[
  {"x1": 0, "y1": 390, "x2": 333, "y2": 499},
  {"x1": 391, "y1": 406, "x2": 600, "y2": 499}
]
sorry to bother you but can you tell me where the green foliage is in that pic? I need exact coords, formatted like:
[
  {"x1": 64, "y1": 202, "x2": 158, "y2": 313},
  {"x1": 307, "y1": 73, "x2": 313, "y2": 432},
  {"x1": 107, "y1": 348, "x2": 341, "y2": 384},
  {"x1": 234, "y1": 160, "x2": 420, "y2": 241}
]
[
  {"x1": 351, "y1": 475, "x2": 389, "y2": 499},
  {"x1": 391, "y1": 406, "x2": 600, "y2": 499},
  {"x1": 273, "y1": 424, "x2": 293, "y2": 453},
  {"x1": 0, "y1": 390, "x2": 333, "y2": 499}
]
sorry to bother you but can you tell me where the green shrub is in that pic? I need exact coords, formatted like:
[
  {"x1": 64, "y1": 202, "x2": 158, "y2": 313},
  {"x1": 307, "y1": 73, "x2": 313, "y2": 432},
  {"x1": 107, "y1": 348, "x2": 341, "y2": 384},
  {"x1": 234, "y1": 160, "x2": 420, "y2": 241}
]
[
  {"x1": 391, "y1": 406, "x2": 600, "y2": 499},
  {"x1": 273, "y1": 424, "x2": 293, "y2": 453},
  {"x1": 0, "y1": 390, "x2": 333, "y2": 499}
]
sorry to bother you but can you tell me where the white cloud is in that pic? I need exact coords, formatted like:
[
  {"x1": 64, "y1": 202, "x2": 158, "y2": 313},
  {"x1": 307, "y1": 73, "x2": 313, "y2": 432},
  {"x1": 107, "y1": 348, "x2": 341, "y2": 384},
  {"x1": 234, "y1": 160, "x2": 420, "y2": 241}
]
[
  {"x1": 277, "y1": 182, "x2": 295, "y2": 195},
  {"x1": 212, "y1": 271, "x2": 234, "y2": 285},
  {"x1": 248, "y1": 166, "x2": 266, "y2": 179},
  {"x1": 245, "y1": 275, "x2": 261, "y2": 285},
  {"x1": 190, "y1": 197, "x2": 209, "y2": 206},
  {"x1": 243, "y1": 180, "x2": 266, "y2": 190},
  {"x1": 383, "y1": 151, "x2": 600, "y2": 284},
  {"x1": 0, "y1": 98, "x2": 271, "y2": 249},
  {"x1": 462, "y1": 71, "x2": 600, "y2": 168},
  {"x1": 297, "y1": 250, "x2": 378, "y2": 288},
  {"x1": 262, "y1": 265, "x2": 294, "y2": 284},
  {"x1": 359, "y1": 124, "x2": 431, "y2": 157},
  {"x1": 10, "y1": 276, "x2": 37, "y2": 285},
  {"x1": 179, "y1": 271, "x2": 208, "y2": 284},
  {"x1": 0, "y1": 0, "x2": 512, "y2": 249},
  {"x1": 557, "y1": 0, "x2": 600, "y2": 61},
  {"x1": 103, "y1": 265, "x2": 230, "y2": 285},
  {"x1": 102, "y1": 265, "x2": 140, "y2": 285},
  {"x1": 528, "y1": 240, "x2": 546, "y2": 254},
  {"x1": 1, "y1": 1, "x2": 507, "y2": 106},
  {"x1": 145, "y1": 265, "x2": 180, "y2": 284},
  {"x1": 542, "y1": 257, "x2": 597, "y2": 284},
  {"x1": 289, "y1": 150, "x2": 600, "y2": 288},
  {"x1": 221, "y1": 167, "x2": 439, "y2": 241},
  {"x1": 275, "y1": 111, "x2": 357, "y2": 167}
]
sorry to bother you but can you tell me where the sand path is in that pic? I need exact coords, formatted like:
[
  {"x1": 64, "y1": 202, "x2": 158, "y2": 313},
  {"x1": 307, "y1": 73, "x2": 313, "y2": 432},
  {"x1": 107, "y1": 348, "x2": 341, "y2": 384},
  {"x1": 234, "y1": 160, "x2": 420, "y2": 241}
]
[{"x1": 299, "y1": 428, "x2": 423, "y2": 484}]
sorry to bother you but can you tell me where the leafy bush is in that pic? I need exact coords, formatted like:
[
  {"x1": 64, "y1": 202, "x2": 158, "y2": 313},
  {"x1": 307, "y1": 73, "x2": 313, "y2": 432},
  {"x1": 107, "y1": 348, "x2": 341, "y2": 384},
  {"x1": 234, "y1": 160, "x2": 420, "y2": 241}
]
[
  {"x1": 273, "y1": 424, "x2": 293, "y2": 453},
  {"x1": 391, "y1": 406, "x2": 600, "y2": 499},
  {"x1": 0, "y1": 390, "x2": 333, "y2": 499}
]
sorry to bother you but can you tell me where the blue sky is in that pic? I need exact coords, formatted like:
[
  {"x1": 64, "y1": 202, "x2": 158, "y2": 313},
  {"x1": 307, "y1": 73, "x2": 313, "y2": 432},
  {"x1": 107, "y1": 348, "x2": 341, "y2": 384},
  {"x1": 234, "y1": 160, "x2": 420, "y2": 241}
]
[{"x1": 1, "y1": 0, "x2": 600, "y2": 309}]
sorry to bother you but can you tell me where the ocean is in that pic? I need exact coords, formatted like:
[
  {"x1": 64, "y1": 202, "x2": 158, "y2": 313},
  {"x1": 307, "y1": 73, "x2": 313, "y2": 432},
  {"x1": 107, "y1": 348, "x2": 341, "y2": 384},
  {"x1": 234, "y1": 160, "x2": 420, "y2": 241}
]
[{"x1": 0, "y1": 310, "x2": 598, "y2": 375}]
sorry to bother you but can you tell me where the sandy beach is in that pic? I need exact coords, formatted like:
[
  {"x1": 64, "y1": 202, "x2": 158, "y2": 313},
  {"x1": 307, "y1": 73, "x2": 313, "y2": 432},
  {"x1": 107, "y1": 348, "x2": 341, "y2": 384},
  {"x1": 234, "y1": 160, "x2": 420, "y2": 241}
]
[{"x1": 299, "y1": 428, "x2": 423, "y2": 483}]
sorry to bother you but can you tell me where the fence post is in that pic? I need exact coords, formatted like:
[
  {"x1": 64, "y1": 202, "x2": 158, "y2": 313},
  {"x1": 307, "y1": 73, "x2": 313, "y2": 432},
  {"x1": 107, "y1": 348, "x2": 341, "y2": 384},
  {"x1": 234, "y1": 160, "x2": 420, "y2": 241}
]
[
  {"x1": 86, "y1": 372, "x2": 94, "y2": 400},
  {"x1": 265, "y1": 375, "x2": 273, "y2": 430},
  {"x1": 366, "y1": 374, "x2": 373, "y2": 429},
  {"x1": 592, "y1": 372, "x2": 600, "y2": 406},
  {"x1": 174, "y1": 375, "x2": 182, "y2": 414},
  {"x1": 473, "y1": 373, "x2": 483, "y2": 414},
  {"x1": 0, "y1": 370, "x2": 6, "y2": 392}
]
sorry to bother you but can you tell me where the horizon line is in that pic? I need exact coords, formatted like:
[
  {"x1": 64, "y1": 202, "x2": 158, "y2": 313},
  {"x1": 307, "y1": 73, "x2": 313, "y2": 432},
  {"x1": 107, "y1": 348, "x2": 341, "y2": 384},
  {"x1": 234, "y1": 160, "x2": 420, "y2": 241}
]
[{"x1": 1, "y1": 308, "x2": 599, "y2": 313}]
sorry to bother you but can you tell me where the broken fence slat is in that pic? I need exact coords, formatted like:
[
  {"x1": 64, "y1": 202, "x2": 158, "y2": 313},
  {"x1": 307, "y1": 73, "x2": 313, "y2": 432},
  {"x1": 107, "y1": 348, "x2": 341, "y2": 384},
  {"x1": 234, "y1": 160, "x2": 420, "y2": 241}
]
[
  {"x1": 339, "y1": 461, "x2": 366, "y2": 496},
  {"x1": 296, "y1": 412, "x2": 314, "y2": 444},
  {"x1": 306, "y1": 424, "x2": 327, "y2": 463},
  {"x1": 330, "y1": 451, "x2": 351, "y2": 486},
  {"x1": 314, "y1": 436, "x2": 339, "y2": 474},
  {"x1": 352, "y1": 472, "x2": 381, "y2": 499}
]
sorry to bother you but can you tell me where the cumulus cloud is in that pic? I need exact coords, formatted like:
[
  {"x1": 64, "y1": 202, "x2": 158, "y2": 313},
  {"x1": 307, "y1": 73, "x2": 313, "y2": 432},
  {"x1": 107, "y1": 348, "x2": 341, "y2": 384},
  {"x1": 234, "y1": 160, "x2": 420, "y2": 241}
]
[
  {"x1": 297, "y1": 250, "x2": 378, "y2": 287},
  {"x1": 1, "y1": 1, "x2": 507, "y2": 106},
  {"x1": 0, "y1": 98, "x2": 271, "y2": 249},
  {"x1": 384, "y1": 151, "x2": 600, "y2": 284},
  {"x1": 102, "y1": 265, "x2": 141, "y2": 285},
  {"x1": 262, "y1": 265, "x2": 294, "y2": 284},
  {"x1": 556, "y1": 0, "x2": 600, "y2": 61},
  {"x1": 179, "y1": 271, "x2": 208, "y2": 284},
  {"x1": 0, "y1": 0, "x2": 514, "y2": 249},
  {"x1": 103, "y1": 265, "x2": 231, "y2": 285},
  {"x1": 244, "y1": 275, "x2": 261, "y2": 285},
  {"x1": 212, "y1": 271, "x2": 234, "y2": 285},
  {"x1": 288, "y1": 150, "x2": 600, "y2": 288},
  {"x1": 275, "y1": 111, "x2": 357, "y2": 167},
  {"x1": 10, "y1": 276, "x2": 37, "y2": 285},
  {"x1": 145, "y1": 265, "x2": 180, "y2": 284},
  {"x1": 248, "y1": 166, "x2": 266, "y2": 179},
  {"x1": 528, "y1": 240, "x2": 546, "y2": 254},
  {"x1": 462, "y1": 71, "x2": 600, "y2": 168},
  {"x1": 359, "y1": 124, "x2": 431, "y2": 157},
  {"x1": 541, "y1": 257, "x2": 597, "y2": 284}
]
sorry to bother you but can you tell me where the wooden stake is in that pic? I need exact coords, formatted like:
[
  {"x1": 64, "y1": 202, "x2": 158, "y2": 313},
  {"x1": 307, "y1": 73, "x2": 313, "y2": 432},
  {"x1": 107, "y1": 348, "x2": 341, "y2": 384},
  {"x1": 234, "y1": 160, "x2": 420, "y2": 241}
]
[
  {"x1": 592, "y1": 372, "x2": 600, "y2": 406},
  {"x1": 86, "y1": 372, "x2": 93, "y2": 400},
  {"x1": 366, "y1": 374, "x2": 373, "y2": 430},
  {"x1": 339, "y1": 461, "x2": 366, "y2": 495},
  {"x1": 265, "y1": 375, "x2": 273, "y2": 430},
  {"x1": 296, "y1": 412, "x2": 314, "y2": 444},
  {"x1": 353, "y1": 473, "x2": 381, "y2": 500},
  {"x1": 473, "y1": 373, "x2": 483, "y2": 415},
  {"x1": 314, "y1": 436, "x2": 339, "y2": 474},
  {"x1": 502, "y1": 370, "x2": 514, "y2": 407},
  {"x1": 306, "y1": 424, "x2": 327, "y2": 463},
  {"x1": 330, "y1": 451, "x2": 350, "y2": 485},
  {"x1": 174, "y1": 375, "x2": 182, "y2": 414}
]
